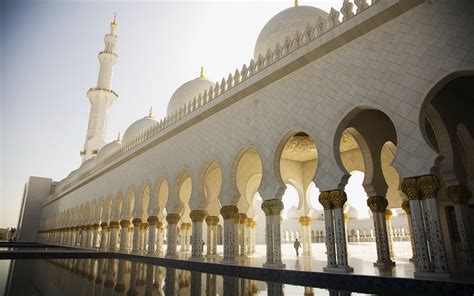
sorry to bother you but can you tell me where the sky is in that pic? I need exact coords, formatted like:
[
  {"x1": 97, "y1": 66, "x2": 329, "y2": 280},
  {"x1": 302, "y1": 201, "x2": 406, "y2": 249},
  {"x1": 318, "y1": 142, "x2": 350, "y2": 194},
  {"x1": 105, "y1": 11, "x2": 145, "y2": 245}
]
[{"x1": 0, "y1": 0, "x2": 377, "y2": 228}]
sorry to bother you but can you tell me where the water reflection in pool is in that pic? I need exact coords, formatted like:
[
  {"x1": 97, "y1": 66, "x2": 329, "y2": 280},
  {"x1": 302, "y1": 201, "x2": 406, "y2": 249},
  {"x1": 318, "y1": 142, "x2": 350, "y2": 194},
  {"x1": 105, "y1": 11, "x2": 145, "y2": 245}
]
[{"x1": 3, "y1": 258, "x2": 366, "y2": 295}]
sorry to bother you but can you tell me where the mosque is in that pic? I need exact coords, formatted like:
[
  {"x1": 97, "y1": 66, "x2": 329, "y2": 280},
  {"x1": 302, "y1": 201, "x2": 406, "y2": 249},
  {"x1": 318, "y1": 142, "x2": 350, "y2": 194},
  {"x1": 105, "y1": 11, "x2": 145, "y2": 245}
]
[{"x1": 16, "y1": 0, "x2": 474, "y2": 278}]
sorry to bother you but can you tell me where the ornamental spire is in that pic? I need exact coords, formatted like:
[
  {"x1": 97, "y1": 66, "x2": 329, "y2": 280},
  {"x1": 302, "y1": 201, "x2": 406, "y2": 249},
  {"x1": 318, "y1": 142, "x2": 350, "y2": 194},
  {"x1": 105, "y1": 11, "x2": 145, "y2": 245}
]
[
  {"x1": 110, "y1": 13, "x2": 118, "y2": 33},
  {"x1": 116, "y1": 132, "x2": 121, "y2": 141},
  {"x1": 148, "y1": 106, "x2": 154, "y2": 117},
  {"x1": 200, "y1": 66, "x2": 205, "y2": 78},
  {"x1": 294, "y1": 0, "x2": 298, "y2": 7}
]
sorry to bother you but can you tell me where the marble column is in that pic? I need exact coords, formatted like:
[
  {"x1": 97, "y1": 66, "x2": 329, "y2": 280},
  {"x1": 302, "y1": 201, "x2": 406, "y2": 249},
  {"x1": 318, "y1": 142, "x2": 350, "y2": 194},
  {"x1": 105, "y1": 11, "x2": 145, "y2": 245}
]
[
  {"x1": 87, "y1": 225, "x2": 94, "y2": 248},
  {"x1": 140, "y1": 223, "x2": 149, "y2": 252},
  {"x1": 108, "y1": 221, "x2": 120, "y2": 251},
  {"x1": 245, "y1": 218, "x2": 252, "y2": 256},
  {"x1": 166, "y1": 213, "x2": 180, "y2": 258},
  {"x1": 447, "y1": 185, "x2": 474, "y2": 265},
  {"x1": 401, "y1": 177, "x2": 432, "y2": 273},
  {"x1": 367, "y1": 196, "x2": 395, "y2": 267},
  {"x1": 299, "y1": 216, "x2": 312, "y2": 256},
  {"x1": 119, "y1": 220, "x2": 131, "y2": 252},
  {"x1": 205, "y1": 216, "x2": 219, "y2": 257},
  {"x1": 330, "y1": 190, "x2": 353, "y2": 272},
  {"x1": 261, "y1": 199, "x2": 285, "y2": 268},
  {"x1": 100, "y1": 223, "x2": 109, "y2": 250},
  {"x1": 251, "y1": 220, "x2": 257, "y2": 254},
  {"x1": 180, "y1": 223, "x2": 191, "y2": 252},
  {"x1": 132, "y1": 218, "x2": 142, "y2": 254},
  {"x1": 220, "y1": 205, "x2": 238, "y2": 262},
  {"x1": 147, "y1": 216, "x2": 159, "y2": 255},
  {"x1": 190, "y1": 210, "x2": 206, "y2": 259},
  {"x1": 386, "y1": 209, "x2": 395, "y2": 259},
  {"x1": 92, "y1": 224, "x2": 100, "y2": 248},
  {"x1": 76, "y1": 226, "x2": 81, "y2": 247},
  {"x1": 418, "y1": 175, "x2": 449, "y2": 274},
  {"x1": 401, "y1": 200, "x2": 416, "y2": 261},
  {"x1": 237, "y1": 213, "x2": 247, "y2": 258},
  {"x1": 319, "y1": 191, "x2": 337, "y2": 270},
  {"x1": 80, "y1": 226, "x2": 88, "y2": 247},
  {"x1": 156, "y1": 222, "x2": 164, "y2": 256}
]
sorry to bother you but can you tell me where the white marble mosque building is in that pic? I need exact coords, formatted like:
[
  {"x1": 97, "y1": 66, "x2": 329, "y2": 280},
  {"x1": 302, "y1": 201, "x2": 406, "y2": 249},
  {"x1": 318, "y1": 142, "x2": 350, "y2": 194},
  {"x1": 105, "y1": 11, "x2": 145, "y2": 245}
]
[{"x1": 16, "y1": 0, "x2": 474, "y2": 277}]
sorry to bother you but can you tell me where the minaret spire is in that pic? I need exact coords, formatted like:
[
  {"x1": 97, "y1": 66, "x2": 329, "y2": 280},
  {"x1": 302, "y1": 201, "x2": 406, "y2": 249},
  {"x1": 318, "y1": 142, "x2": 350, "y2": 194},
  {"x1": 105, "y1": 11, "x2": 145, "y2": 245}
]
[{"x1": 81, "y1": 15, "x2": 119, "y2": 162}]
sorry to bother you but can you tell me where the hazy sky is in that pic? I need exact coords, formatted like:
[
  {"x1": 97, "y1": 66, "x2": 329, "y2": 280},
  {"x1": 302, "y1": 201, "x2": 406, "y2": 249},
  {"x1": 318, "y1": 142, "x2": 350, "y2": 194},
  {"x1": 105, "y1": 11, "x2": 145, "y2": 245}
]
[{"x1": 0, "y1": 0, "x2": 380, "y2": 228}]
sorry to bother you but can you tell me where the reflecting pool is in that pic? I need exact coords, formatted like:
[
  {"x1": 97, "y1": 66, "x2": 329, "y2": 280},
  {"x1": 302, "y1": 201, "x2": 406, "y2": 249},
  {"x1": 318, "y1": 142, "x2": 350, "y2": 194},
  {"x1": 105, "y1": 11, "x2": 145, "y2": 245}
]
[{"x1": 2, "y1": 258, "x2": 368, "y2": 295}]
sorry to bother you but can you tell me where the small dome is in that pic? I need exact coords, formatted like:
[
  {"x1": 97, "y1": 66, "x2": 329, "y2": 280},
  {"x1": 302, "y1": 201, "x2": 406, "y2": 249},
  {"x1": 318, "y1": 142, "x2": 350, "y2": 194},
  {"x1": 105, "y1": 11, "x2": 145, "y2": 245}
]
[
  {"x1": 254, "y1": 5, "x2": 328, "y2": 59},
  {"x1": 287, "y1": 206, "x2": 299, "y2": 219},
  {"x1": 345, "y1": 206, "x2": 359, "y2": 219},
  {"x1": 80, "y1": 157, "x2": 97, "y2": 173},
  {"x1": 167, "y1": 76, "x2": 214, "y2": 116},
  {"x1": 97, "y1": 139, "x2": 122, "y2": 161},
  {"x1": 123, "y1": 115, "x2": 157, "y2": 144}
]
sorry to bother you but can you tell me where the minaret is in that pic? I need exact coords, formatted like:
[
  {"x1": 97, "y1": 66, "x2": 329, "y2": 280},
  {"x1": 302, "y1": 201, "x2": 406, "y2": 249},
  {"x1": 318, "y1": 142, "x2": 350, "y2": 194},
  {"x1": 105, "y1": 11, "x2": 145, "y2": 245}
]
[{"x1": 81, "y1": 14, "x2": 119, "y2": 162}]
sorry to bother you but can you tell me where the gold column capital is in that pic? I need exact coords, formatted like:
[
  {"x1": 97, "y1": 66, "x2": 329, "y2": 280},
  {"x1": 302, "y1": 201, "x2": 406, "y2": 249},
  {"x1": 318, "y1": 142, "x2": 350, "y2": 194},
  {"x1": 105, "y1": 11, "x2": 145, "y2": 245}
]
[
  {"x1": 190, "y1": 210, "x2": 206, "y2": 222},
  {"x1": 109, "y1": 221, "x2": 120, "y2": 228},
  {"x1": 205, "y1": 215, "x2": 219, "y2": 225},
  {"x1": 220, "y1": 205, "x2": 238, "y2": 219},
  {"x1": 330, "y1": 190, "x2": 347, "y2": 209},
  {"x1": 401, "y1": 177, "x2": 420, "y2": 200},
  {"x1": 299, "y1": 216, "x2": 312, "y2": 226},
  {"x1": 367, "y1": 196, "x2": 388, "y2": 213},
  {"x1": 318, "y1": 191, "x2": 332, "y2": 209},
  {"x1": 237, "y1": 213, "x2": 247, "y2": 224},
  {"x1": 401, "y1": 200, "x2": 411, "y2": 214},
  {"x1": 385, "y1": 209, "x2": 393, "y2": 220},
  {"x1": 147, "y1": 216, "x2": 159, "y2": 225},
  {"x1": 181, "y1": 223, "x2": 191, "y2": 230},
  {"x1": 418, "y1": 175, "x2": 440, "y2": 199},
  {"x1": 166, "y1": 213, "x2": 180, "y2": 224},
  {"x1": 119, "y1": 219, "x2": 131, "y2": 228},
  {"x1": 132, "y1": 218, "x2": 142, "y2": 227},
  {"x1": 261, "y1": 199, "x2": 284, "y2": 216},
  {"x1": 447, "y1": 185, "x2": 471, "y2": 204}
]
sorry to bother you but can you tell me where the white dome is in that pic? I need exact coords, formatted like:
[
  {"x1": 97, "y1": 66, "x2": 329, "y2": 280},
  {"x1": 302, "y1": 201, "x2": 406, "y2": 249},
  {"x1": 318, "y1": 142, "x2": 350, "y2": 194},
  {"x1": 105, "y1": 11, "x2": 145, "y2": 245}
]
[
  {"x1": 80, "y1": 157, "x2": 97, "y2": 173},
  {"x1": 287, "y1": 206, "x2": 299, "y2": 219},
  {"x1": 123, "y1": 116, "x2": 158, "y2": 144},
  {"x1": 97, "y1": 139, "x2": 122, "y2": 161},
  {"x1": 311, "y1": 209, "x2": 324, "y2": 220},
  {"x1": 345, "y1": 206, "x2": 359, "y2": 219},
  {"x1": 254, "y1": 5, "x2": 329, "y2": 59},
  {"x1": 167, "y1": 77, "x2": 214, "y2": 116}
]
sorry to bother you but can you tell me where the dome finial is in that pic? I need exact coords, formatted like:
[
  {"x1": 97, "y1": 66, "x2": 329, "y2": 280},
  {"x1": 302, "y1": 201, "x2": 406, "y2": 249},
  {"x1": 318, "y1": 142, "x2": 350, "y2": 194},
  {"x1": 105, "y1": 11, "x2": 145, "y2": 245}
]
[
  {"x1": 110, "y1": 13, "x2": 118, "y2": 32},
  {"x1": 116, "y1": 131, "x2": 121, "y2": 141},
  {"x1": 294, "y1": 0, "x2": 298, "y2": 7},
  {"x1": 200, "y1": 66, "x2": 205, "y2": 78},
  {"x1": 148, "y1": 106, "x2": 154, "y2": 117}
]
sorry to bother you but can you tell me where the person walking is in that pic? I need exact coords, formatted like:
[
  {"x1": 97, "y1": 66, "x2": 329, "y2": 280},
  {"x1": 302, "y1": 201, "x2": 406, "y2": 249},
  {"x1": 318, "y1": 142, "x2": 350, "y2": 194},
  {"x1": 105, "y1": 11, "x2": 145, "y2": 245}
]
[{"x1": 294, "y1": 238, "x2": 301, "y2": 256}]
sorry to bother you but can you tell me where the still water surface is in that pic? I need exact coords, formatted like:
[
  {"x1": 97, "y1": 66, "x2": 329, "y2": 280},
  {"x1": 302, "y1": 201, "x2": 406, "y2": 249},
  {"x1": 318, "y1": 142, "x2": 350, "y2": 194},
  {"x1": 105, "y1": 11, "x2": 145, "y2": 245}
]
[{"x1": 2, "y1": 258, "x2": 369, "y2": 295}]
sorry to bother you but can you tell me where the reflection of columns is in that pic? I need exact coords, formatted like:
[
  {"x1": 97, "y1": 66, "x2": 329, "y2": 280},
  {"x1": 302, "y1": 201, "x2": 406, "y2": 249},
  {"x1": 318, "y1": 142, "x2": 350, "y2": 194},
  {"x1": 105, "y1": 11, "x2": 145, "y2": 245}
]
[
  {"x1": 119, "y1": 220, "x2": 131, "y2": 252},
  {"x1": 261, "y1": 199, "x2": 285, "y2": 268},
  {"x1": 156, "y1": 222, "x2": 164, "y2": 255},
  {"x1": 319, "y1": 192, "x2": 337, "y2": 269},
  {"x1": 205, "y1": 216, "x2": 219, "y2": 257},
  {"x1": 220, "y1": 205, "x2": 238, "y2": 262},
  {"x1": 145, "y1": 264, "x2": 155, "y2": 295},
  {"x1": 447, "y1": 185, "x2": 474, "y2": 265},
  {"x1": 401, "y1": 200, "x2": 416, "y2": 262},
  {"x1": 180, "y1": 223, "x2": 191, "y2": 252},
  {"x1": 299, "y1": 216, "x2": 312, "y2": 256},
  {"x1": 190, "y1": 271, "x2": 202, "y2": 296},
  {"x1": 132, "y1": 218, "x2": 142, "y2": 253},
  {"x1": 147, "y1": 216, "x2": 158, "y2": 255},
  {"x1": 92, "y1": 224, "x2": 100, "y2": 248},
  {"x1": 205, "y1": 273, "x2": 217, "y2": 296},
  {"x1": 237, "y1": 213, "x2": 247, "y2": 258},
  {"x1": 331, "y1": 190, "x2": 352, "y2": 271},
  {"x1": 164, "y1": 268, "x2": 176, "y2": 296},
  {"x1": 128, "y1": 261, "x2": 139, "y2": 295},
  {"x1": 266, "y1": 282, "x2": 283, "y2": 296},
  {"x1": 190, "y1": 210, "x2": 206, "y2": 259},
  {"x1": 418, "y1": 175, "x2": 449, "y2": 274},
  {"x1": 385, "y1": 209, "x2": 395, "y2": 260},
  {"x1": 166, "y1": 214, "x2": 180, "y2": 257},
  {"x1": 223, "y1": 276, "x2": 239, "y2": 296},
  {"x1": 367, "y1": 196, "x2": 395, "y2": 267},
  {"x1": 114, "y1": 259, "x2": 127, "y2": 294},
  {"x1": 104, "y1": 259, "x2": 116, "y2": 290}
]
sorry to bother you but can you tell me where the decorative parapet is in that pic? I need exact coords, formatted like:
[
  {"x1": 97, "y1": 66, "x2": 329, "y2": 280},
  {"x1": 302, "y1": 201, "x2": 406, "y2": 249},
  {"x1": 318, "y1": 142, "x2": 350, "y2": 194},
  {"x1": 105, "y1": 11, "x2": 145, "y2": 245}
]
[{"x1": 42, "y1": 0, "x2": 421, "y2": 206}]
